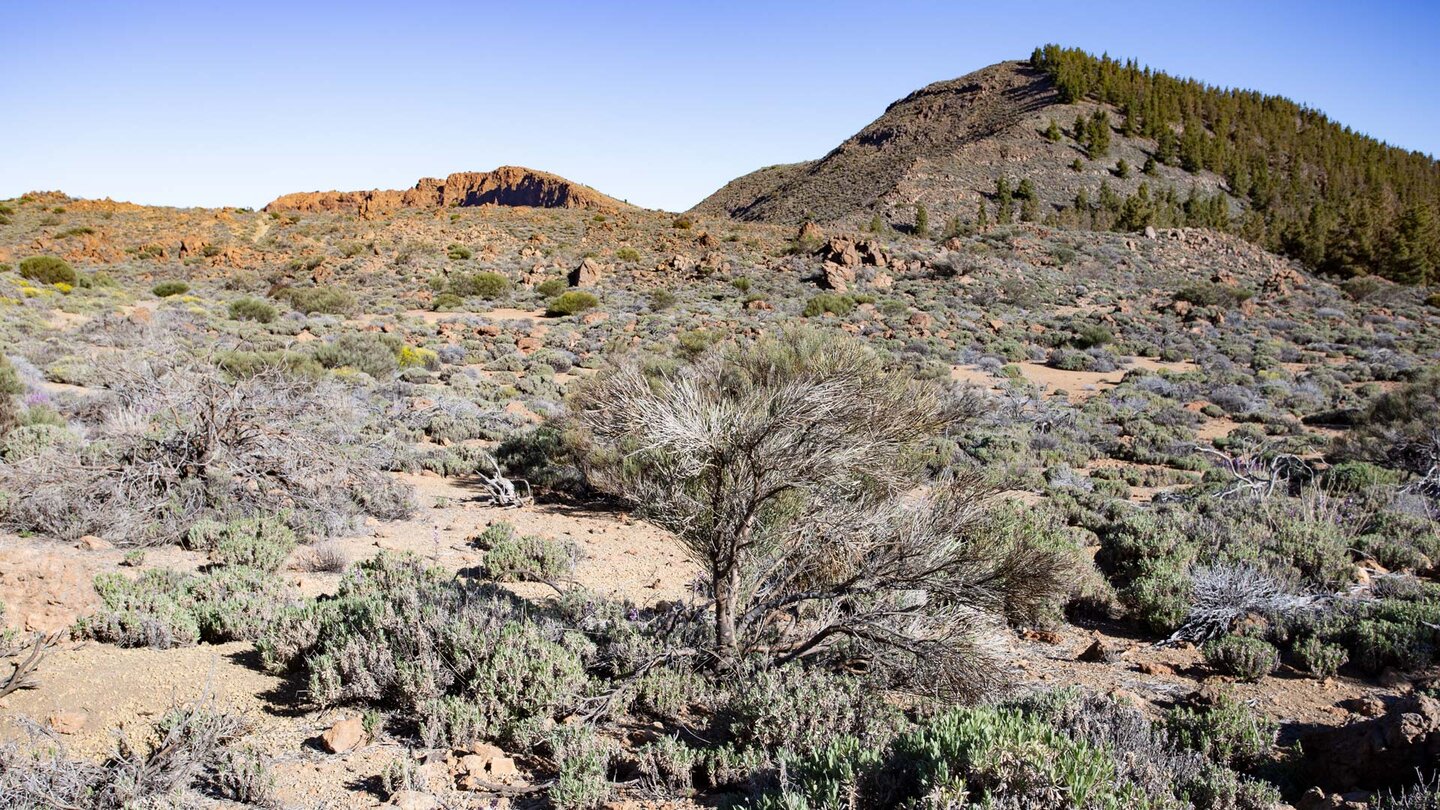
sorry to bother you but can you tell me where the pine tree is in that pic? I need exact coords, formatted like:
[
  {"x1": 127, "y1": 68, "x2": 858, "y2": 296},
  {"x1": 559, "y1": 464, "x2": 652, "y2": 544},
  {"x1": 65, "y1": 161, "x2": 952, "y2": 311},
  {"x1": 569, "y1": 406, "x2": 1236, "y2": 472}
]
[
  {"x1": 1044, "y1": 118, "x2": 1062, "y2": 142},
  {"x1": 977, "y1": 200, "x2": 989, "y2": 228},
  {"x1": 1086, "y1": 110, "x2": 1112, "y2": 159},
  {"x1": 1179, "y1": 119, "x2": 1206, "y2": 173},
  {"x1": 1389, "y1": 204, "x2": 1440, "y2": 285},
  {"x1": 914, "y1": 203, "x2": 930, "y2": 237},
  {"x1": 1142, "y1": 156, "x2": 1157, "y2": 176},
  {"x1": 1116, "y1": 159, "x2": 1131, "y2": 179}
]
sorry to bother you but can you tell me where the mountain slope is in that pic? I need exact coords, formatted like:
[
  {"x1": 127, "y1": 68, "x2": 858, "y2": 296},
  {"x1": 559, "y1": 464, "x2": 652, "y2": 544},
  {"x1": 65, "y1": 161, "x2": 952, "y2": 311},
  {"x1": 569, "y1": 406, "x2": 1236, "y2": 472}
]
[
  {"x1": 696, "y1": 48, "x2": 1440, "y2": 285},
  {"x1": 692, "y1": 61, "x2": 1229, "y2": 230},
  {"x1": 265, "y1": 166, "x2": 631, "y2": 218}
]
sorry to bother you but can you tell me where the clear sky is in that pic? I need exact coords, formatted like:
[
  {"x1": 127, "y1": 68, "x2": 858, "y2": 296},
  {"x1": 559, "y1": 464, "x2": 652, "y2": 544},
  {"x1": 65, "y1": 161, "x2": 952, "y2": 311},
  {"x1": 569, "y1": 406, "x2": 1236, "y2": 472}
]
[{"x1": 3, "y1": 1, "x2": 1437, "y2": 212}]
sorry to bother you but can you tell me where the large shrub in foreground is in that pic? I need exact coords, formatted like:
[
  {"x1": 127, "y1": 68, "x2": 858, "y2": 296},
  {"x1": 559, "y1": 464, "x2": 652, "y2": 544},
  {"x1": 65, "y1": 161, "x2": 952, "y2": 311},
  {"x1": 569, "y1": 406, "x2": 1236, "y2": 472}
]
[{"x1": 570, "y1": 328, "x2": 1071, "y2": 701}]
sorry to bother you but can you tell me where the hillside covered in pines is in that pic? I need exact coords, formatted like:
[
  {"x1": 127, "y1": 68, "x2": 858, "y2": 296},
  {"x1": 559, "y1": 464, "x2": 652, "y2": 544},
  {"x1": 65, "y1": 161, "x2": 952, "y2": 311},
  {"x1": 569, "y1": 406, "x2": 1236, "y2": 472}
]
[{"x1": 1032, "y1": 44, "x2": 1440, "y2": 284}]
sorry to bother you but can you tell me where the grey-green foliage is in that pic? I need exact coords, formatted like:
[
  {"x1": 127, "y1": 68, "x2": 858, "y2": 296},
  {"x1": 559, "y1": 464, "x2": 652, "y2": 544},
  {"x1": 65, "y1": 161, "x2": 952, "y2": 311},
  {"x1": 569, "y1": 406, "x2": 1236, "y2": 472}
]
[
  {"x1": 1163, "y1": 692, "x2": 1277, "y2": 769},
  {"x1": 257, "y1": 552, "x2": 588, "y2": 748},
  {"x1": 228, "y1": 296, "x2": 278, "y2": 323},
  {"x1": 472, "y1": 522, "x2": 577, "y2": 582},
  {"x1": 1, "y1": 423, "x2": 80, "y2": 461},
  {"x1": 81, "y1": 564, "x2": 295, "y2": 649},
  {"x1": 311, "y1": 332, "x2": 400, "y2": 378},
  {"x1": 188, "y1": 516, "x2": 298, "y2": 572},
  {"x1": 763, "y1": 689, "x2": 1279, "y2": 810},
  {"x1": 1201, "y1": 636, "x2": 1280, "y2": 682}
]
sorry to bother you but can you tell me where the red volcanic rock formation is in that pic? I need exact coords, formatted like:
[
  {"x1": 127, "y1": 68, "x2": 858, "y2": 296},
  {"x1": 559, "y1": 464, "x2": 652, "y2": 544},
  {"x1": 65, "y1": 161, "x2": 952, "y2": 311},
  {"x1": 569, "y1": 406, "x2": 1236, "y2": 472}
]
[{"x1": 265, "y1": 166, "x2": 629, "y2": 217}]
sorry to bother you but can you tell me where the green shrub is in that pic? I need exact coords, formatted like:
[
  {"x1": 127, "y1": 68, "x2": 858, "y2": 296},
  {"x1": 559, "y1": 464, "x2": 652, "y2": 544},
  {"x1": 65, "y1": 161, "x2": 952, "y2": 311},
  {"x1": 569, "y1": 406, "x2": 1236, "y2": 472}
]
[
  {"x1": 472, "y1": 522, "x2": 576, "y2": 582},
  {"x1": 1163, "y1": 692, "x2": 1277, "y2": 768},
  {"x1": 1074, "y1": 324, "x2": 1112, "y2": 348},
  {"x1": 81, "y1": 565, "x2": 293, "y2": 649},
  {"x1": 188, "y1": 517, "x2": 298, "y2": 572},
  {"x1": 83, "y1": 569, "x2": 201, "y2": 648},
  {"x1": 450, "y1": 270, "x2": 510, "y2": 299},
  {"x1": 1, "y1": 423, "x2": 80, "y2": 461},
  {"x1": 228, "y1": 297, "x2": 277, "y2": 323},
  {"x1": 648, "y1": 288, "x2": 677, "y2": 310},
  {"x1": 0, "y1": 357, "x2": 21, "y2": 436},
  {"x1": 446, "y1": 243, "x2": 473, "y2": 260},
  {"x1": 18, "y1": 256, "x2": 77, "y2": 285},
  {"x1": 543, "y1": 724, "x2": 616, "y2": 809},
  {"x1": 616, "y1": 247, "x2": 641, "y2": 263},
  {"x1": 1294, "y1": 635, "x2": 1348, "y2": 679},
  {"x1": 1202, "y1": 635, "x2": 1280, "y2": 681},
  {"x1": 431, "y1": 292, "x2": 463, "y2": 310},
  {"x1": 536, "y1": 278, "x2": 568, "y2": 297},
  {"x1": 547, "y1": 291, "x2": 599, "y2": 317},
  {"x1": 311, "y1": 332, "x2": 400, "y2": 378},
  {"x1": 1097, "y1": 510, "x2": 1197, "y2": 634},
  {"x1": 151, "y1": 280, "x2": 190, "y2": 297},
  {"x1": 1427, "y1": 291, "x2": 1440, "y2": 309},
  {"x1": 802, "y1": 293, "x2": 855, "y2": 317},
  {"x1": 1174, "y1": 283, "x2": 1253, "y2": 308},
  {"x1": 257, "y1": 552, "x2": 586, "y2": 748},
  {"x1": 287, "y1": 286, "x2": 355, "y2": 315},
  {"x1": 722, "y1": 666, "x2": 904, "y2": 761}
]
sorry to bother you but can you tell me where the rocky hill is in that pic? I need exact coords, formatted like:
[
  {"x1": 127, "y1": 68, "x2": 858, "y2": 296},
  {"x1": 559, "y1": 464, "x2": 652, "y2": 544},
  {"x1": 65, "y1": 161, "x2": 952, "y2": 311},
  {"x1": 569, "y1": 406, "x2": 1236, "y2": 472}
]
[
  {"x1": 265, "y1": 165, "x2": 631, "y2": 218},
  {"x1": 691, "y1": 61, "x2": 1230, "y2": 231}
]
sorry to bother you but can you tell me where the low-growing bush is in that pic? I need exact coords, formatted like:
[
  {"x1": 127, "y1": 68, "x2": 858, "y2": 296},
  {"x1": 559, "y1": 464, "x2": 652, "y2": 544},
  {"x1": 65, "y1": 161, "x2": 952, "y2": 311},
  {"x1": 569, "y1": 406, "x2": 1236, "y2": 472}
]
[
  {"x1": 228, "y1": 296, "x2": 277, "y2": 323},
  {"x1": 1202, "y1": 635, "x2": 1280, "y2": 681},
  {"x1": 287, "y1": 286, "x2": 355, "y2": 315},
  {"x1": 1294, "y1": 635, "x2": 1348, "y2": 679},
  {"x1": 188, "y1": 516, "x2": 298, "y2": 572},
  {"x1": 471, "y1": 522, "x2": 577, "y2": 583},
  {"x1": 257, "y1": 552, "x2": 587, "y2": 748},
  {"x1": 1, "y1": 423, "x2": 80, "y2": 461},
  {"x1": 1174, "y1": 282, "x2": 1254, "y2": 308},
  {"x1": 18, "y1": 256, "x2": 76, "y2": 285},
  {"x1": 1163, "y1": 692, "x2": 1277, "y2": 768},
  {"x1": 81, "y1": 564, "x2": 295, "y2": 649},
  {"x1": 450, "y1": 270, "x2": 510, "y2": 299},
  {"x1": 536, "y1": 277, "x2": 568, "y2": 297},
  {"x1": 801, "y1": 293, "x2": 855, "y2": 317},
  {"x1": 547, "y1": 291, "x2": 599, "y2": 317},
  {"x1": 0, "y1": 356, "x2": 21, "y2": 437},
  {"x1": 311, "y1": 332, "x2": 400, "y2": 378},
  {"x1": 151, "y1": 280, "x2": 190, "y2": 297}
]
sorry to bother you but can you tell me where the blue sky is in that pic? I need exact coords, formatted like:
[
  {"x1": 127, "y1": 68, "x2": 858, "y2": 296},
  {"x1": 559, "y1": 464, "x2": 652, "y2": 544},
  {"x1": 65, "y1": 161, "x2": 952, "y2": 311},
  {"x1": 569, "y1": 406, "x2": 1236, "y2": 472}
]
[{"x1": 2, "y1": 1, "x2": 1436, "y2": 212}]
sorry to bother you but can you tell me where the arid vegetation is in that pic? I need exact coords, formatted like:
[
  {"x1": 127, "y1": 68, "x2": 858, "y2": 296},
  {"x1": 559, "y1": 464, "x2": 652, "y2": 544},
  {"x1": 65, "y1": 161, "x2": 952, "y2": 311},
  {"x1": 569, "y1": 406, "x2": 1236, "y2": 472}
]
[{"x1": 1, "y1": 44, "x2": 1440, "y2": 810}]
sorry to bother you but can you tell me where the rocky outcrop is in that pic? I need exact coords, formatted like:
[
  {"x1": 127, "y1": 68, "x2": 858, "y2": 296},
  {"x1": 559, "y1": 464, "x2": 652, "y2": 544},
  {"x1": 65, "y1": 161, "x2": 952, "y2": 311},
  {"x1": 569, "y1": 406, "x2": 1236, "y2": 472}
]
[
  {"x1": 265, "y1": 166, "x2": 629, "y2": 218},
  {"x1": 569, "y1": 257, "x2": 604, "y2": 287}
]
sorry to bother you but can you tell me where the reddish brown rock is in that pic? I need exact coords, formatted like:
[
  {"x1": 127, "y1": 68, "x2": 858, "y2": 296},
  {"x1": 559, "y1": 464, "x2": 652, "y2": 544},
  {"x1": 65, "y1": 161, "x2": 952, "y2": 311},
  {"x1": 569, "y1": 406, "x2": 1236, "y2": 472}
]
[
  {"x1": 569, "y1": 257, "x2": 603, "y2": 287},
  {"x1": 264, "y1": 167, "x2": 630, "y2": 217},
  {"x1": 821, "y1": 262, "x2": 854, "y2": 292},
  {"x1": 321, "y1": 716, "x2": 366, "y2": 754}
]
